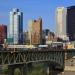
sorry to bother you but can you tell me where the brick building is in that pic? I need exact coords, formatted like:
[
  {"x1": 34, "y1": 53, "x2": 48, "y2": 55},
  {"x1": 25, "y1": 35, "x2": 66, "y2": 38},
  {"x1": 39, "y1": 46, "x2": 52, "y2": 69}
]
[
  {"x1": 28, "y1": 18, "x2": 42, "y2": 45},
  {"x1": 0, "y1": 25, "x2": 7, "y2": 44}
]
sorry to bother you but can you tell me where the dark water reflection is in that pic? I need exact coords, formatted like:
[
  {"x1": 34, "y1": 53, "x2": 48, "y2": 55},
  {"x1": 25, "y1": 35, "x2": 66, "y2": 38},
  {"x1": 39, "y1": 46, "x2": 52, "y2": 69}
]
[{"x1": 0, "y1": 62, "x2": 63, "y2": 75}]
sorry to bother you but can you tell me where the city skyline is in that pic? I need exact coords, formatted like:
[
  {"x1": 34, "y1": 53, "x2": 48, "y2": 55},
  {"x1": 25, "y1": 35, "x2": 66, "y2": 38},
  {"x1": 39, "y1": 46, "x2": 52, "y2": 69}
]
[{"x1": 0, "y1": 0, "x2": 75, "y2": 32}]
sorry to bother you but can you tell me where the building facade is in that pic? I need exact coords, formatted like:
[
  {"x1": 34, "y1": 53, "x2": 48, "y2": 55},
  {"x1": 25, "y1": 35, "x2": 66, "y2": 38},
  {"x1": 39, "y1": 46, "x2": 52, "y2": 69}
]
[
  {"x1": 0, "y1": 25, "x2": 7, "y2": 44},
  {"x1": 23, "y1": 31, "x2": 30, "y2": 45},
  {"x1": 56, "y1": 7, "x2": 68, "y2": 40},
  {"x1": 28, "y1": 18, "x2": 42, "y2": 45},
  {"x1": 67, "y1": 6, "x2": 75, "y2": 41},
  {"x1": 7, "y1": 8, "x2": 23, "y2": 44},
  {"x1": 42, "y1": 29, "x2": 56, "y2": 44}
]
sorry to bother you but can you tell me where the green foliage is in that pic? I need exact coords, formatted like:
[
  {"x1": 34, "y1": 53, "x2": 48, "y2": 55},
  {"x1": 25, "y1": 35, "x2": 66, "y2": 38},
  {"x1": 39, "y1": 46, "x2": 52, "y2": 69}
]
[
  {"x1": 14, "y1": 68, "x2": 21, "y2": 75},
  {"x1": 28, "y1": 63, "x2": 47, "y2": 75},
  {"x1": 2, "y1": 65, "x2": 8, "y2": 74}
]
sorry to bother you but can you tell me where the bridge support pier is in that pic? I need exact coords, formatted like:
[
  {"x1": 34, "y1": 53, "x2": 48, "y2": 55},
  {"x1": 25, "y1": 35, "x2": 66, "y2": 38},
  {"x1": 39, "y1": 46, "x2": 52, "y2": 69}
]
[
  {"x1": 8, "y1": 64, "x2": 27, "y2": 75},
  {"x1": 46, "y1": 67, "x2": 49, "y2": 75}
]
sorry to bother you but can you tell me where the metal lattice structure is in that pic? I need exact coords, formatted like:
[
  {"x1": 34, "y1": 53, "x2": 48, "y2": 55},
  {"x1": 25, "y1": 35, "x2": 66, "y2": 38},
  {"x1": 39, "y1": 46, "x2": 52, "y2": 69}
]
[{"x1": 0, "y1": 48, "x2": 65, "y2": 67}]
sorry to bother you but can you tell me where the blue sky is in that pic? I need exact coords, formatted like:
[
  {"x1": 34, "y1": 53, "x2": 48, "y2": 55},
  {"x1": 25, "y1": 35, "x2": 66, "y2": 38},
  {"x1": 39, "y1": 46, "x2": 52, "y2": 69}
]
[{"x1": 0, "y1": 0, "x2": 75, "y2": 32}]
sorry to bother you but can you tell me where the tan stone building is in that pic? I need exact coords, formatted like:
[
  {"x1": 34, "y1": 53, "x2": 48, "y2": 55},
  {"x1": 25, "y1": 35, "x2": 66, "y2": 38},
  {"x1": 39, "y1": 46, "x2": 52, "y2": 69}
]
[{"x1": 28, "y1": 18, "x2": 42, "y2": 45}]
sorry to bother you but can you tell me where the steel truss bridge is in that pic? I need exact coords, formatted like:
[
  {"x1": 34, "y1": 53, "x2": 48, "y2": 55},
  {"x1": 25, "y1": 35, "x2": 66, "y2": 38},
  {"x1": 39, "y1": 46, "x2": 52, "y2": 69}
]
[{"x1": 0, "y1": 48, "x2": 75, "y2": 75}]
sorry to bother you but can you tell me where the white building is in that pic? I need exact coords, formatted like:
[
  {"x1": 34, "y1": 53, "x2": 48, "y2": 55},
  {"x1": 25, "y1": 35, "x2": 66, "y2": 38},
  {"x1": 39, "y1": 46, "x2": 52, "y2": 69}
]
[
  {"x1": 56, "y1": 7, "x2": 69, "y2": 40},
  {"x1": 7, "y1": 8, "x2": 23, "y2": 44}
]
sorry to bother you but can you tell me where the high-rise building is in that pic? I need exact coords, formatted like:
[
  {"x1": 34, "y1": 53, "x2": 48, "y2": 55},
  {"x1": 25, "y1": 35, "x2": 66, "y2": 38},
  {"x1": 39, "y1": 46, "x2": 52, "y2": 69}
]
[
  {"x1": 0, "y1": 25, "x2": 7, "y2": 44},
  {"x1": 7, "y1": 8, "x2": 23, "y2": 44},
  {"x1": 56, "y1": 7, "x2": 68, "y2": 40},
  {"x1": 67, "y1": 6, "x2": 75, "y2": 41},
  {"x1": 28, "y1": 18, "x2": 42, "y2": 45}
]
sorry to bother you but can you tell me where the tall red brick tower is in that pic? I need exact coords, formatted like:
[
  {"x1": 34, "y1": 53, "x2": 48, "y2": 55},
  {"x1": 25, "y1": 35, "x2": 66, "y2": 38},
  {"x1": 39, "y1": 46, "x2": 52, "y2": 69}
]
[{"x1": 0, "y1": 25, "x2": 7, "y2": 44}]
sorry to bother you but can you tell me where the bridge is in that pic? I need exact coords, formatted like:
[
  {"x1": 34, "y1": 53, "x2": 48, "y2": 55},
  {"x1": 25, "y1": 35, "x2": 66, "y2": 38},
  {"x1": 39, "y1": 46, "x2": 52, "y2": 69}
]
[{"x1": 0, "y1": 48, "x2": 75, "y2": 75}]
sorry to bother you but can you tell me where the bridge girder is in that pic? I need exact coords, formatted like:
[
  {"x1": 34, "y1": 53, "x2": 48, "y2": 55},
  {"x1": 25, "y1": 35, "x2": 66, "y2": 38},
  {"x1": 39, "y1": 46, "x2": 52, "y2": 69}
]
[{"x1": 0, "y1": 50, "x2": 64, "y2": 68}]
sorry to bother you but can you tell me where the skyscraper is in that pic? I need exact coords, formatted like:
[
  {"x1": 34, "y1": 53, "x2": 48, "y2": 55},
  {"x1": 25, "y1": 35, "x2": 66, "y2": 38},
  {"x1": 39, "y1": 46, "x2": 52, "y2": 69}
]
[
  {"x1": 67, "y1": 6, "x2": 75, "y2": 41},
  {"x1": 28, "y1": 18, "x2": 42, "y2": 45},
  {"x1": 56, "y1": 7, "x2": 68, "y2": 40},
  {"x1": 7, "y1": 8, "x2": 23, "y2": 44}
]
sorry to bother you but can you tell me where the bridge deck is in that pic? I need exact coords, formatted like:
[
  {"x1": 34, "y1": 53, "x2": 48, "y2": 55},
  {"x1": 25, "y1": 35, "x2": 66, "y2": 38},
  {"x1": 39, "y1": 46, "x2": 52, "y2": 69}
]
[{"x1": 0, "y1": 48, "x2": 75, "y2": 52}]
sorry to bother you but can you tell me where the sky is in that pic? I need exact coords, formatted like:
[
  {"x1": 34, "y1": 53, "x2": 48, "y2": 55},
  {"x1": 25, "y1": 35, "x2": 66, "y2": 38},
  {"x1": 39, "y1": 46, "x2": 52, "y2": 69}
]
[{"x1": 0, "y1": 0, "x2": 75, "y2": 32}]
